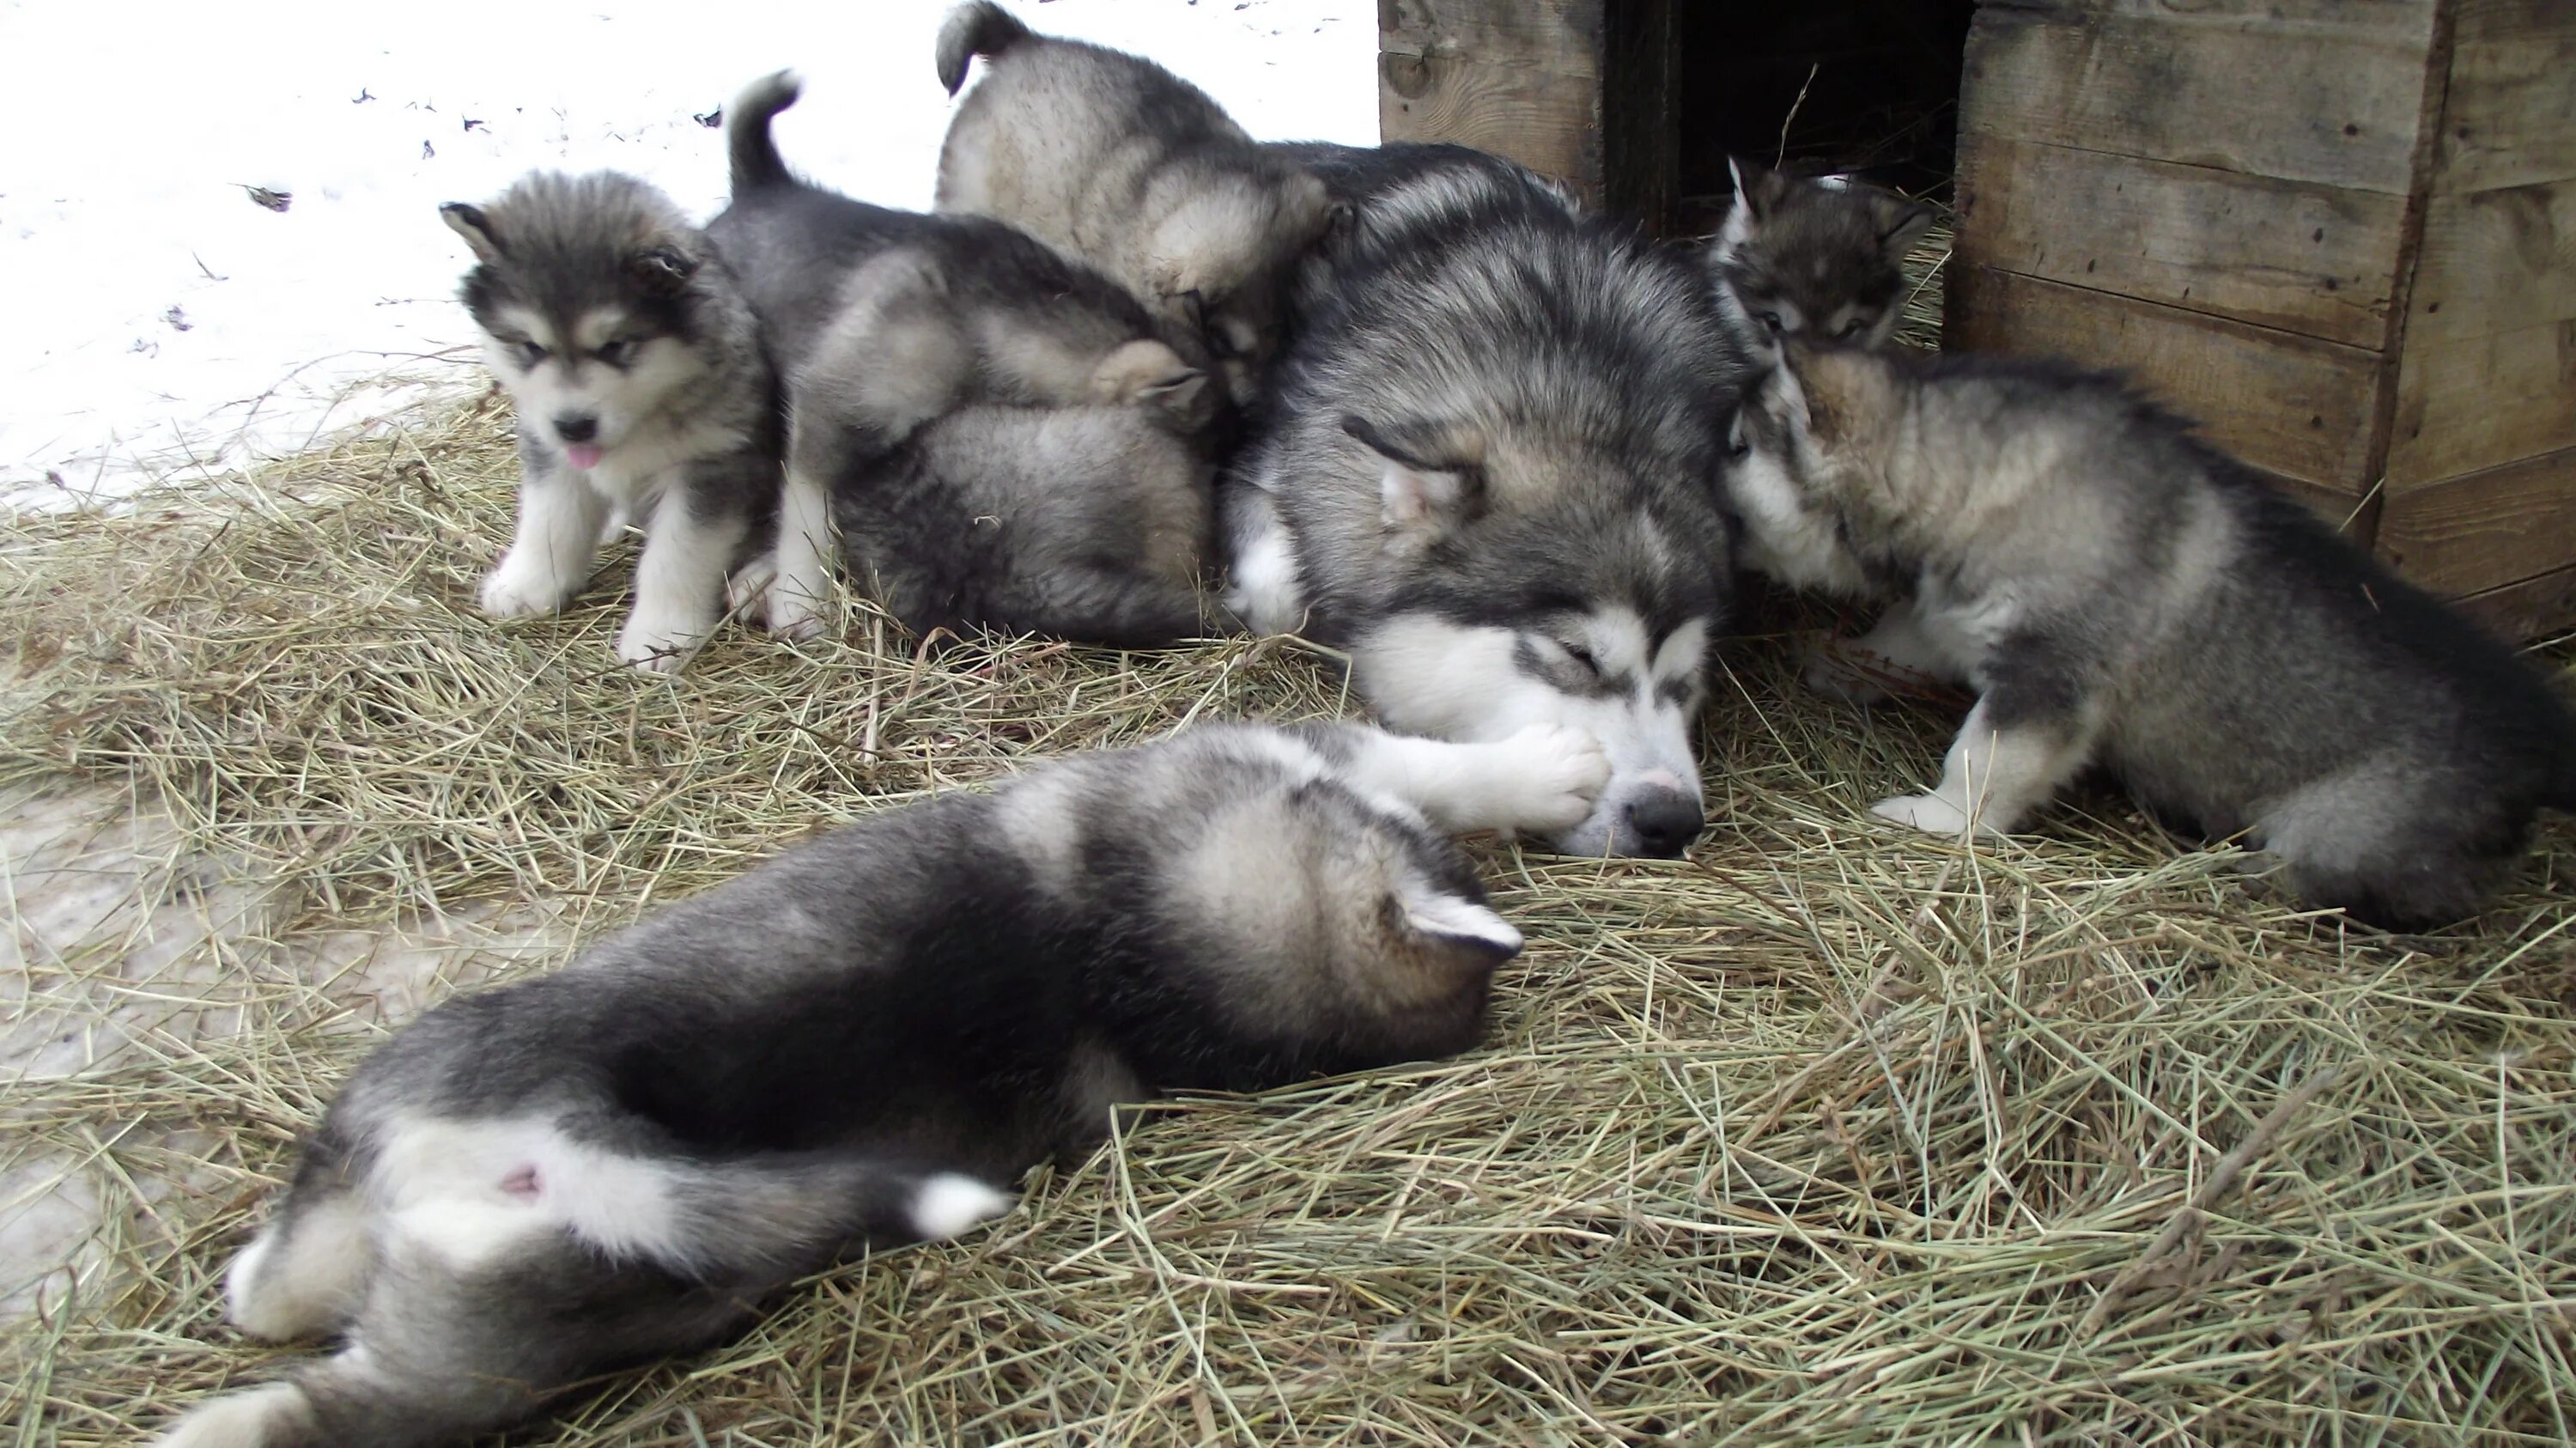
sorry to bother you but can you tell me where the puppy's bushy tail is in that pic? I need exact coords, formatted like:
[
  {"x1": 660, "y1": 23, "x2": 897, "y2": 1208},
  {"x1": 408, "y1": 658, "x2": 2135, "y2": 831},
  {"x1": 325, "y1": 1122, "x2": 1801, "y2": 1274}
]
[
  {"x1": 726, "y1": 70, "x2": 804, "y2": 196},
  {"x1": 936, "y1": 0, "x2": 1032, "y2": 95}
]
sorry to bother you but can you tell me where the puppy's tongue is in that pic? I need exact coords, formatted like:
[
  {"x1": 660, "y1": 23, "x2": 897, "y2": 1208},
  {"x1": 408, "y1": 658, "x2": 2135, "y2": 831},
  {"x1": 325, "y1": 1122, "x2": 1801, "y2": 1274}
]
[{"x1": 564, "y1": 443, "x2": 605, "y2": 471}]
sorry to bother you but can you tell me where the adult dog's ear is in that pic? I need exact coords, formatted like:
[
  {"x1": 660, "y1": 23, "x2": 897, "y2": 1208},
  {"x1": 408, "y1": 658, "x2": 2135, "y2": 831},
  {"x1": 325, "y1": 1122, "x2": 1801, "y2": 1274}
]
[
  {"x1": 630, "y1": 244, "x2": 701, "y2": 292},
  {"x1": 440, "y1": 203, "x2": 503, "y2": 262},
  {"x1": 1344, "y1": 414, "x2": 1490, "y2": 542}
]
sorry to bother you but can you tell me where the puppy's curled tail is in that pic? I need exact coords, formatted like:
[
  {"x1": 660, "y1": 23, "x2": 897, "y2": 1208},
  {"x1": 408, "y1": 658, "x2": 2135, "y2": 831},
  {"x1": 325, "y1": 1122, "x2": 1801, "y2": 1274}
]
[
  {"x1": 936, "y1": 0, "x2": 1032, "y2": 95},
  {"x1": 726, "y1": 70, "x2": 804, "y2": 195}
]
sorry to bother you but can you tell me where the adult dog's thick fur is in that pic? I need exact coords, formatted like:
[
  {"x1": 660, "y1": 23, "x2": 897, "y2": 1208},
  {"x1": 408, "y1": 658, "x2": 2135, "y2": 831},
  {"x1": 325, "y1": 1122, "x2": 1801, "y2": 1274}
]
[
  {"x1": 1225, "y1": 145, "x2": 1744, "y2": 858},
  {"x1": 708, "y1": 72, "x2": 1218, "y2": 642},
  {"x1": 441, "y1": 172, "x2": 779, "y2": 672},
  {"x1": 1727, "y1": 338, "x2": 2576, "y2": 927},
  {"x1": 151, "y1": 720, "x2": 1615, "y2": 1448},
  {"x1": 933, "y1": 1, "x2": 1336, "y2": 405}
]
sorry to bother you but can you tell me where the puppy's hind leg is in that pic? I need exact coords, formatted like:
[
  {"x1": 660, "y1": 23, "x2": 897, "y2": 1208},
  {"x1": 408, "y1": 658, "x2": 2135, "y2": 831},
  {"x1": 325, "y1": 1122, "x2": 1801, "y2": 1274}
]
[
  {"x1": 225, "y1": 1173, "x2": 374, "y2": 1343},
  {"x1": 1301, "y1": 722, "x2": 1614, "y2": 837}
]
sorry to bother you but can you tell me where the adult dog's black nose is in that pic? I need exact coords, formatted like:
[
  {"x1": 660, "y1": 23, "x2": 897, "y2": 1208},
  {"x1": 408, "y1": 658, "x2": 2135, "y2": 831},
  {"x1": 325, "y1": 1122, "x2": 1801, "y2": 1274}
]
[
  {"x1": 1623, "y1": 790, "x2": 1705, "y2": 858},
  {"x1": 553, "y1": 413, "x2": 598, "y2": 443}
]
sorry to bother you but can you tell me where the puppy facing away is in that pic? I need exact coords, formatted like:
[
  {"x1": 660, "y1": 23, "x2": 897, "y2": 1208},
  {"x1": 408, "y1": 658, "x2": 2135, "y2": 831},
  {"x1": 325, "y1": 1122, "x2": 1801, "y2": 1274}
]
[
  {"x1": 840, "y1": 403, "x2": 1213, "y2": 648},
  {"x1": 933, "y1": 1, "x2": 1339, "y2": 405},
  {"x1": 440, "y1": 172, "x2": 778, "y2": 672},
  {"x1": 707, "y1": 73, "x2": 1218, "y2": 641},
  {"x1": 147, "y1": 719, "x2": 1613, "y2": 1448},
  {"x1": 1703, "y1": 159, "x2": 1933, "y2": 353},
  {"x1": 1725, "y1": 338, "x2": 2576, "y2": 927}
]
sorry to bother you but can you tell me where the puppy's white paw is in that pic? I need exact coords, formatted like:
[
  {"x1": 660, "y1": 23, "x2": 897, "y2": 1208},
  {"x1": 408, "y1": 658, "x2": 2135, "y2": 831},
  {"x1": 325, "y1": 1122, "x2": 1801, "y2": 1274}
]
[
  {"x1": 1494, "y1": 723, "x2": 1613, "y2": 833},
  {"x1": 479, "y1": 559, "x2": 574, "y2": 618},
  {"x1": 768, "y1": 589, "x2": 829, "y2": 642},
  {"x1": 724, "y1": 552, "x2": 778, "y2": 615},
  {"x1": 1870, "y1": 793, "x2": 1977, "y2": 837},
  {"x1": 615, "y1": 611, "x2": 709, "y2": 673},
  {"x1": 1801, "y1": 649, "x2": 1890, "y2": 704}
]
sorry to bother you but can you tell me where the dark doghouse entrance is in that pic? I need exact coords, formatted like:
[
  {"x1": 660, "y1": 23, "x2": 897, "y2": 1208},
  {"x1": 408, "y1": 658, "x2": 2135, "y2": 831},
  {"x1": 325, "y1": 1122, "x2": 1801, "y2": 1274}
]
[{"x1": 1667, "y1": 1, "x2": 1974, "y2": 235}]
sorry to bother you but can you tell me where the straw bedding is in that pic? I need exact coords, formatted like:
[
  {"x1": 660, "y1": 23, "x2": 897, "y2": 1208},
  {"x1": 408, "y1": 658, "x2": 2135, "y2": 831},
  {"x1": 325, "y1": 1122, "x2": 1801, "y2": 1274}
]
[{"x1": 6, "y1": 350, "x2": 2574, "y2": 1441}]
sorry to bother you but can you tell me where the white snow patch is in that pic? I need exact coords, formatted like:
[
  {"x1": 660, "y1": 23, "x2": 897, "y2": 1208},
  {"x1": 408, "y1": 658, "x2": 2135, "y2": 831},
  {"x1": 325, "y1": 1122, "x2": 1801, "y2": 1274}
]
[{"x1": 0, "y1": 0, "x2": 1376, "y2": 501}]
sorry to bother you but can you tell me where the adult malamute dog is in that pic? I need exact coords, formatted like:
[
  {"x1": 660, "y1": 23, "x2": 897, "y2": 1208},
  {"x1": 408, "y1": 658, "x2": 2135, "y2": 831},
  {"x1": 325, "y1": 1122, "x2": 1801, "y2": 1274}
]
[
  {"x1": 708, "y1": 72, "x2": 1218, "y2": 641},
  {"x1": 840, "y1": 403, "x2": 1212, "y2": 647},
  {"x1": 933, "y1": 1, "x2": 1337, "y2": 405},
  {"x1": 442, "y1": 173, "x2": 778, "y2": 672},
  {"x1": 1703, "y1": 159, "x2": 1933, "y2": 353},
  {"x1": 1226, "y1": 147, "x2": 1741, "y2": 858},
  {"x1": 1728, "y1": 339, "x2": 2576, "y2": 927},
  {"x1": 149, "y1": 719, "x2": 1610, "y2": 1448}
]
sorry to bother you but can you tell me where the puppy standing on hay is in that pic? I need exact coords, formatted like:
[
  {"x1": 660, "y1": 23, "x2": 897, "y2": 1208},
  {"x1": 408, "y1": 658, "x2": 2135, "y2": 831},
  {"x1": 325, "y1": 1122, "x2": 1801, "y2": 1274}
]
[
  {"x1": 1724, "y1": 338, "x2": 2576, "y2": 927},
  {"x1": 708, "y1": 73, "x2": 1221, "y2": 643},
  {"x1": 1701, "y1": 159, "x2": 1935, "y2": 355},
  {"x1": 933, "y1": 0, "x2": 1340, "y2": 407},
  {"x1": 440, "y1": 173, "x2": 780, "y2": 672},
  {"x1": 149, "y1": 718, "x2": 1613, "y2": 1448},
  {"x1": 1224, "y1": 145, "x2": 1741, "y2": 859}
]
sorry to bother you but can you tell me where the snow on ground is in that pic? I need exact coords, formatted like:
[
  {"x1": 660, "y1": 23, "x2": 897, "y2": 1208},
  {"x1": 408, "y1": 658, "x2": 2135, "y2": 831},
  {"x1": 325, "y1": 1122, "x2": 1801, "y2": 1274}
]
[
  {"x1": 0, "y1": 0, "x2": 1377, "y2": 498},
  {"x1": 0, "y1": 0, "x2": 1373, "y2": 1323}
]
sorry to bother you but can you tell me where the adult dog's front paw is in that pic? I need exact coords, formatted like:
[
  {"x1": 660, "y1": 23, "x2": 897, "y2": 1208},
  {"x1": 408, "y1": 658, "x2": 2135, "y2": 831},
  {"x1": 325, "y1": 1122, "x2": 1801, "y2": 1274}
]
[{"x1": 1492, "y1": 723, "x2": 1613, "y2": 833}]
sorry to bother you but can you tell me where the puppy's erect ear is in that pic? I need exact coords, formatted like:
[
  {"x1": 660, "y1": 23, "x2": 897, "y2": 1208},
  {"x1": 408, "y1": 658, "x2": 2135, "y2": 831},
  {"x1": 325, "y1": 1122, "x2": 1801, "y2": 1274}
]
[
  {"x1": 1396, "y1": 884, "x2": 1523, "y2": 968},
  {"x1": 629, "y1": 243, "x2": 701, "y2": 292},
  {"x1": 1870, "y1": 192, "x2": 1935, "y2": 265},
  {"x1": 440, "y1": 202, "x2": 503, "y2": 261},
  {"x1": 1344, "y1": 414, "x2": 1488, "y2": 540}
]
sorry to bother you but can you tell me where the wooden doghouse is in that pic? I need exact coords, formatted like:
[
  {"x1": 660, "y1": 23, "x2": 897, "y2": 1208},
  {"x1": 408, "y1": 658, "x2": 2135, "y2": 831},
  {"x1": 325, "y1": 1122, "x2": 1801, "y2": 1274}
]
[{"x1": 1376, "y1": 0, "x2": 2576, "y2": 637}]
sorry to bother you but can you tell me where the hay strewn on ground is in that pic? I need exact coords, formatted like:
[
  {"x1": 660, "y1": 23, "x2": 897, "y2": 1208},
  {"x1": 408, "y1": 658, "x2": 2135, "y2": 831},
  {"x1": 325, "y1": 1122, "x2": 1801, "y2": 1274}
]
[{"x1": 4, "y1": 391, "x2": 2573, "y2": 1447}]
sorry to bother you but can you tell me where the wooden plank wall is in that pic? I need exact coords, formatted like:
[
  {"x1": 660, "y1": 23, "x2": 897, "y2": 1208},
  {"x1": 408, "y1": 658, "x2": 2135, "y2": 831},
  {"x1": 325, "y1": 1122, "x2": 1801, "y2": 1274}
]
[
  {"x1": 2375, "y1": 0, "x2": 2576, "y2": 628},
  {"x1": 1949, "y1": 0, "x2": 2445, "y2": 535}
]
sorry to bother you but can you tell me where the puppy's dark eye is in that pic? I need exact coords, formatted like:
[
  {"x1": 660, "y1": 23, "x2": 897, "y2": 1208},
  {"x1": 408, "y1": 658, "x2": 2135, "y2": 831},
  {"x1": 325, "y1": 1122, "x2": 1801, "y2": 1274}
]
[
  {"x1": 1755, "y1": 311, "x2": 1784, "y2": 334},
  {"x1": 1728, "y1": 435, "x2": 1752, "y2": 460},
  {"x1": 595, "y1": 338, "x2": 635, "y2": 367},
  {"x1": 513, "y1": 340, "x2": 549, "y2": 368},
  {"x1": 1559, "y1": 641, "x2": 1601, "y2": 676},
  {"x1": 1836, "y1": 317, "x2": 1867, "y2": 339}
]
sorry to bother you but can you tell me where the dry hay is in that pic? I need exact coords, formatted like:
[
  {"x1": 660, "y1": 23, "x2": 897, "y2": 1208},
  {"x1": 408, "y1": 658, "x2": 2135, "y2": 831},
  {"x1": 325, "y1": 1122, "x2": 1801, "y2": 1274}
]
[{"x1": 3, "y1": 391, "x2": 2573, "y2": 1447}]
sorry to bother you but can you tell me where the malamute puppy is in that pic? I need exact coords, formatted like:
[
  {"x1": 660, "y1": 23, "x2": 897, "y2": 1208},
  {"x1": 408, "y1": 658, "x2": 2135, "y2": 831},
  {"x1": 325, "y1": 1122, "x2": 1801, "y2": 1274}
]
[
  {"x1": 933, "y1": 1, "x2": 1338, "y2": 405},
  {"x1": 440, "y1": 172, "x2": 778, "y2": 672},
  {"x1": 708, "y1": 73, "x2": 1218, "y2": 641},
  {"x1": 1727, "y1": 339, "x2": 2576, "y2": 927},
  {"x1": 1226, "y1": 148, "x2": 1742, "y2": 858},
  {"x1": 840, "y1": 403, "x2": 1212, "y2": 648},
  {"x1": 148, "y1": 718, "x2": 1613, "y2": 1448},
  {"x1": 1703, "y1": 159, "x2": 1933, "y2": 353}
]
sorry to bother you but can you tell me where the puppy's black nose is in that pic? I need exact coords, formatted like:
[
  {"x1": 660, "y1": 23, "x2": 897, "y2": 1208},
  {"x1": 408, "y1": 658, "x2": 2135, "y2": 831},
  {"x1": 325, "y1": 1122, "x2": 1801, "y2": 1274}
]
[
  {"x1": 553, "y1": 413, "x2": 598, "y2": 443},
  {"x1": 1623, "y1": 791, "x2": 1705, "y2": 859}
]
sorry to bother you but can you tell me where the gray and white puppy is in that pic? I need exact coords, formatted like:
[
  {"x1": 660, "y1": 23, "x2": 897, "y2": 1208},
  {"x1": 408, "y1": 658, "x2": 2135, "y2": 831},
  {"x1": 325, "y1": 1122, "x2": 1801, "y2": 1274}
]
[
  {"x1": 1703, "y1": 159, "x2": 1933, "y2": 353},
  {"x1": 1225, "y1": 146, "x2": 1741, "y2": 858},
  {"x1": 1726, "y1": 338, "x2": 2576, "y2": 928},
  {"x1": 148, "y1": 718, "x2": 1612, "y2": 1448},
  {"x1": 707, "y1": 72, "x2": 1218, "y2": 641},
  {"x1": 440, "y1": 172, "x2": 778, "y2": 672},
  {"x1": 933, "y1": 1, "x2": 1339, "y2": 405},
  {"x1": 841, "y1": 404, "x2": 1212, "y2": 648}
]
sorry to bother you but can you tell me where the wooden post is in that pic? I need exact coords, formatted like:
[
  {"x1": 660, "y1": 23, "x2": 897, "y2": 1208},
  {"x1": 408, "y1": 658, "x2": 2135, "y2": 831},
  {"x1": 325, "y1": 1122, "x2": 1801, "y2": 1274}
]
[{"x1": 1378, "y1": 0, "x2": 1678, "y2": 234}]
